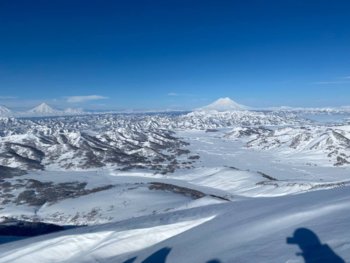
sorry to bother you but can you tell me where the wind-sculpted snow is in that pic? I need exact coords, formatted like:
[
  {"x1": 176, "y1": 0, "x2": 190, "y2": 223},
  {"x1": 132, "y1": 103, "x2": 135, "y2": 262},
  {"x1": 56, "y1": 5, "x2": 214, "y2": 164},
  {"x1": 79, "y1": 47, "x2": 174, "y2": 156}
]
[
  {"x1": 0, "y1": 186, "x2": 349, "y2": 263},
  {"x1": 225, "y1": 125, "x2": 350, "y2": 166}
]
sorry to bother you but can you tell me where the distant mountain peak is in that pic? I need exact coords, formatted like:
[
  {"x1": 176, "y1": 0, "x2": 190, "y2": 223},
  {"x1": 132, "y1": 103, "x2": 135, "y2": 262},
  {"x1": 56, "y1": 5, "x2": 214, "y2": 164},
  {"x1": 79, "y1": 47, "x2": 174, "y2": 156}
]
[
  {"x1": 29, "y1": 103, "x2": 59, "y2": 114},
  {"x1": 0, "y1": 105, "x2": 12, "y2": 116},
  {"x1": 196, "y1": 97, "x2": 248, "y2": 112},
  {"x1": 64, "y1": 107, "x2": 84, "y2": 114}
]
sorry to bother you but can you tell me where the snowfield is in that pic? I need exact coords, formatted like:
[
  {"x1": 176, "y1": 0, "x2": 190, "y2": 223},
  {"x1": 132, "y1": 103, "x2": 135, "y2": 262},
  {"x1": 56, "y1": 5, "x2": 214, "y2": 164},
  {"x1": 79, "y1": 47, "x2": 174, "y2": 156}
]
[
  {"x1": 0, "y1": 186, "x2": 349, "y2": 263},
  {"x1": 0, "y1": 109, "x2": 349, "y2": 262}
]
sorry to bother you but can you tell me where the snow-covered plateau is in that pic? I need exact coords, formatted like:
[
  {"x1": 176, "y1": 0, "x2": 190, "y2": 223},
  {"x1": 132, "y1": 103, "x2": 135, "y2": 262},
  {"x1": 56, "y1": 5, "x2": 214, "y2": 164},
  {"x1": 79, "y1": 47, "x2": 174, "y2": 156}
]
[{"x1": 0, "y1": 107, "x2": 349, "y2": 262}]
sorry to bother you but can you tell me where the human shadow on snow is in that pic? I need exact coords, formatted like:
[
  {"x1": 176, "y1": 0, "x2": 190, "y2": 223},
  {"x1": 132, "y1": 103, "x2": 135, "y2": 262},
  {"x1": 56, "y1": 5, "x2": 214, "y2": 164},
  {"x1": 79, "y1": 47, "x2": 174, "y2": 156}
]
[
  {"x1": 122, "y1": 247, "x2": 171, "y2": 263},
  {"x1": 122, "y1": 247, "x2": 220, "y2": 263},
  {"x1": 287, "y1": 228, "x2": 345, "y2": 263},
  {"x1": 123, "y1": 228, "x2": 345, "y2": 263}
]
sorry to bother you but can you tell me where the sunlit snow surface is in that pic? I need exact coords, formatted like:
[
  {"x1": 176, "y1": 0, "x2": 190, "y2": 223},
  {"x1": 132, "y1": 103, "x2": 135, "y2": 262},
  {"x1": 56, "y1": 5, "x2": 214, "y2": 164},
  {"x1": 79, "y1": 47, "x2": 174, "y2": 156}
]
[
  {"x1": 0, "y1": 112, "x2": 349, "y2": 262},
  {"x1": 0, "y1": 187, "x2": 349, "y2": 263}
]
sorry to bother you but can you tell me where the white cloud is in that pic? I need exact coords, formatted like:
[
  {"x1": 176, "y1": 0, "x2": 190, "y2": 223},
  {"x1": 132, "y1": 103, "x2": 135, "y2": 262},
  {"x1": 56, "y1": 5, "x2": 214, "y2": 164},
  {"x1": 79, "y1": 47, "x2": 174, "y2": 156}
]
[
  {"x1": 66, "y1": 95, "x2": 108, "y2": 103},
  {"x1": 313, "y1": 75, "x2": 350, "y2": 84},
  {"x1": 167, "y1": 92, "x2": 197, "y2": 97},
  {"x1": 313, "y1": 80, "x2": 350, "y2": 85}
]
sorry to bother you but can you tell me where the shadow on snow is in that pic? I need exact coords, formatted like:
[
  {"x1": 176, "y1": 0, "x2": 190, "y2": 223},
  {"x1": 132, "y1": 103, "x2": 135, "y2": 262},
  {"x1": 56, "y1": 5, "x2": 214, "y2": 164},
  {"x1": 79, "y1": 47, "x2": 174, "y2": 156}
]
[
  {"x1": 123, "y1": 227, "x2": 345, "y2": 263},
  {"x1": 122, "y1": 247, "x2": 218, "y2": 263},
  {"x1": 287, "y1": 228, "x2": 345, "y2": 263}
]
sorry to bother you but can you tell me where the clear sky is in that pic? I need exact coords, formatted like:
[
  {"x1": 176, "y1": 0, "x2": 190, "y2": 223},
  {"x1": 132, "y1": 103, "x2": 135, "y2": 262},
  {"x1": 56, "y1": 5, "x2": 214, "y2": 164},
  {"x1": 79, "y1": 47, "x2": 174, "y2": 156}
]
[{"x1": 1, "y1": 0, "x2": 350, "y2": 110}]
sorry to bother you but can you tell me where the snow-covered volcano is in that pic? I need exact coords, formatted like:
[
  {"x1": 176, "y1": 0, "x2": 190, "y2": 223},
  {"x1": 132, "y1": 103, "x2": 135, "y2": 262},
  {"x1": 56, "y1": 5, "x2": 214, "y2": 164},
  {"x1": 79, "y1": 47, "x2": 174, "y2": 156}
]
[
  {"x1": 196, "y1": 97, "x2": 248, "y2": 112},
  {"x1": 0, "y1": 105, "x2": 12, "y2": 116},
  {"x1": 28, "y1": 103, "x2": 60, "y2": 115}
]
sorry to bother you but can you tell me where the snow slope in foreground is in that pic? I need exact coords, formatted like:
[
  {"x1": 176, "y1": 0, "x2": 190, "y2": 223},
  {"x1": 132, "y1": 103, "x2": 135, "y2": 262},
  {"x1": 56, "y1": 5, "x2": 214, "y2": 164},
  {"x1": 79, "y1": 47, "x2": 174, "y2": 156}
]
[{"x1": 0, "y1": 186, "x2": 349, "y2": 263}]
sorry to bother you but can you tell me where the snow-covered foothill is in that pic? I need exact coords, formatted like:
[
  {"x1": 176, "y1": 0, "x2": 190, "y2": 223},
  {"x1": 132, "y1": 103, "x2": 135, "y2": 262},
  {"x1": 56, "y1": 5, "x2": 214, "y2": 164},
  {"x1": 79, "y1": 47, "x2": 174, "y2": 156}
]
[{"x1": 0, "y1": 185, "x2": 349, "y2": 263}]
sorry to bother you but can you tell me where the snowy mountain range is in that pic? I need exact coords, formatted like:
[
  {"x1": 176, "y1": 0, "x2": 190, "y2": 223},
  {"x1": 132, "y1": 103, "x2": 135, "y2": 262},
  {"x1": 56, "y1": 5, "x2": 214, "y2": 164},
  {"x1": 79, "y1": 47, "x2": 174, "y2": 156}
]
[
  {"x1": 1, "y1": 98, "x2": 350, "y2": 118},
  {"x1": 0, "y1": 99, "x2": 349, "y2": 263},
  {"x1": 0, "y1": 121, "x2": 195, "y2": 172},
  {"x1": 225, "y1": 125, "x2": 350, "y2": 166},
  {"x1": 268, "y1": 105, "x2": 350, "y2": 113},
  {"x1": 0, "y1": 111, "x2": 348, "y2": 172},
  {"x1": 0, "y1": 103, "x2": 84, "y2": 117}
]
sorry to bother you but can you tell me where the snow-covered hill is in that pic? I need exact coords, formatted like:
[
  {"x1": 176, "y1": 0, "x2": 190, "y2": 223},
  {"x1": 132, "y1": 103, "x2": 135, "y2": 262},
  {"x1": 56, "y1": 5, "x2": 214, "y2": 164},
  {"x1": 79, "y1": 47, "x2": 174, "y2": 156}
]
[
  {"x1": 225, "y1": 125, "x2": 350, "y2": 166},
  {"x1": 181, "y1": 110, "x2": 303, "y2": 128},
  {"x1": 0, "y1": 184, "x2": 349, "y2": 263},
  {"x1": 0, "y1": 123, "x2": 194, "y2": 172}
]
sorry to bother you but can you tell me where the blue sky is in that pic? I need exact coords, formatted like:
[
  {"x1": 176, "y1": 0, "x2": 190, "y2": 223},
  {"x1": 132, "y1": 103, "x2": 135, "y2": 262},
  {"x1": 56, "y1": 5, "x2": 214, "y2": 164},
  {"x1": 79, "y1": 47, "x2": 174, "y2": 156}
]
[{"x1": 1, "y1": 0, "x2": 350, "y2": 110}]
